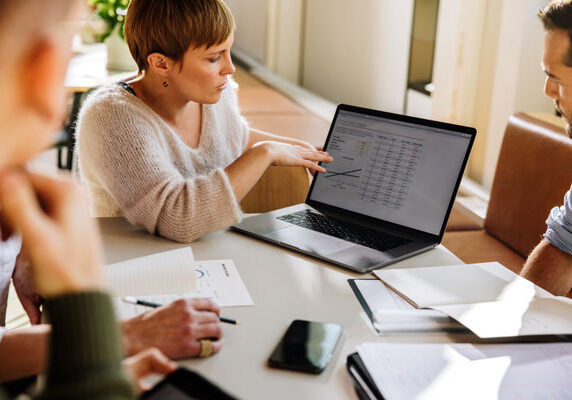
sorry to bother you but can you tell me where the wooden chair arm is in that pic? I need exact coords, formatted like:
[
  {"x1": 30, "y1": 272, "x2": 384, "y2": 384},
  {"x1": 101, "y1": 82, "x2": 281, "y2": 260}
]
[{"x1": 240, "y1": 166, "x2": 312, "y2": 213}]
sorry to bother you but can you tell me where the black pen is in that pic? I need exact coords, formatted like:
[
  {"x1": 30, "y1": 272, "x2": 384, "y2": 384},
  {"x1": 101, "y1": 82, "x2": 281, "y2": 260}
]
[{"x1": 122, "y1": 296, "x2": 239, "y2": 325}]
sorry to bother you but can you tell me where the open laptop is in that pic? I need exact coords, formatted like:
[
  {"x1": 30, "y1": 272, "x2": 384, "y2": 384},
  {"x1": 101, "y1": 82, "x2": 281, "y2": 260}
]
[{"x1": 232, "y1": 104, "x2": 476, "y2": 272}]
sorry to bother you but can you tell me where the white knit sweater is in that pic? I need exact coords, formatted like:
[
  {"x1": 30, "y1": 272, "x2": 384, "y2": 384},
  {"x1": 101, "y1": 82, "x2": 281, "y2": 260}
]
[
  {"x1": 77, "y1": 82, "x2": 249, "y2": 243},
  {"x1": 0, "y1": 230, "x2": 20, "y2": 338}
]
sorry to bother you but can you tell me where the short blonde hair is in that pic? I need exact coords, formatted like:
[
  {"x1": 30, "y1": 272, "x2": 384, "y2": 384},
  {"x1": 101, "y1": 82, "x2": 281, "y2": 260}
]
[{"x1": 124, "y1": 0, "x2": 235, "y2": 72}]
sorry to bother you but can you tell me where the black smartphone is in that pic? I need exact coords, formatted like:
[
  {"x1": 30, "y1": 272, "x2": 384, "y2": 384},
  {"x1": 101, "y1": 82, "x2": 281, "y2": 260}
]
[
  {"x1": 139, "y1": 368, "x2": 238, "y2": 400},
  {"x1": 268, "y1": 319, "x2": 343, "y2": 374}
]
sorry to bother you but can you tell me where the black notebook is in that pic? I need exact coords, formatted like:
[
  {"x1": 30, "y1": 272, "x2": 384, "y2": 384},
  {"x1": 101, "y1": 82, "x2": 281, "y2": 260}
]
[{"x1": 346, "y1": 353, "x2": 384, "y2": 400}]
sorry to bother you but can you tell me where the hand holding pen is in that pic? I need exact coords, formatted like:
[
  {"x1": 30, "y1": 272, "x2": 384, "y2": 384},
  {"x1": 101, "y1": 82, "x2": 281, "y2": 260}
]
[
  {"x1": 121, "y1": 297, "x2": 225, "y2": 359},
  {"x1": 122, "y1": 296, "x2": 239, "y2": 325}
]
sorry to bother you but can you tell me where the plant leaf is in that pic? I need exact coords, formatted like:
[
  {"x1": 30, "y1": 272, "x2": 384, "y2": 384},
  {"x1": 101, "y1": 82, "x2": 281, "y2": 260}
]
[{"x1": 88, "y1": 0, "x2": 131, "y2": 43}]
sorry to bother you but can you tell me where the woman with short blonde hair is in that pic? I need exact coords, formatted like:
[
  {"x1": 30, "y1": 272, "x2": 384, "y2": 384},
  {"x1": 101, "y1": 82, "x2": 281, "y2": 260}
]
[{"x1": 78, "y1": 0, "x2": 332, "y2": 243}]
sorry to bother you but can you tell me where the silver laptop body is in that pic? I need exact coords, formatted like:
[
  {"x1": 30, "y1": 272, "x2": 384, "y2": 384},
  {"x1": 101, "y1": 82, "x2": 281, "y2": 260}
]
[{"x1": 232, "y1": 104, "x2": 476, "y2": 273}]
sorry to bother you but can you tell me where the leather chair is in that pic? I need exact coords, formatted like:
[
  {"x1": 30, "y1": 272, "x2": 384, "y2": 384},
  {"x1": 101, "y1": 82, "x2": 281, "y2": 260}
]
[
  {"x1": 445, "y1": 207, "x2": 482, "y2": 231},
  {"x1": 442, "y1": 113, "x2": 572, "y2": 273}
]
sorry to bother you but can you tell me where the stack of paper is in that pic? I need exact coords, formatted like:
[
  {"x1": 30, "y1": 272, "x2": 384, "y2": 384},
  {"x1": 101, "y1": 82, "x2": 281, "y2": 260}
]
[
  {"x1": 349, "y1": 280, "x2": 465, "y2": 333},
  {"x1": 375, "y1": 262, "x2": 572, "y2": 338},
  {"x1": 105, "y1": 248, "x2": 253, "y2": 319},
  {"x1": 356, "y1": 342, "x2": 572, "y2": 399}
]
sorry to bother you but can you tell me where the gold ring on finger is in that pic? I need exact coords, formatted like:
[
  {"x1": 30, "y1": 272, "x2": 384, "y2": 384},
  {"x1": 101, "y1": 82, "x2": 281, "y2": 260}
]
[{"x1": 199, "y1": 339, "x2": 213, "y2": 358}]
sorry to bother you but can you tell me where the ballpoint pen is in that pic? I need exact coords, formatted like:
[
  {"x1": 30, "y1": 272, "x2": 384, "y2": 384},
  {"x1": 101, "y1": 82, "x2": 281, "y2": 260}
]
[{"x1": 122, "y1": 296, "x2": 239, "y2": 325}]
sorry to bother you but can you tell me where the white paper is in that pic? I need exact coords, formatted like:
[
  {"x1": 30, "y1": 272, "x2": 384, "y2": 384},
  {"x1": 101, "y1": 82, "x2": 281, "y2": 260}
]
[
  {"x1": 115, "y1": 259, "x2": 254, "y2": 319},
  {"x1": 105, "y1": 247, "x2": 196, "y2": 297},
  {"x1": 352, "y1": 279, "x2": 414, "y2": 311},
  {"x1": 433, "y1": 297, "x2": 572, "y2": 338},
  {"x1": 375, "y1": 262, "x2": 551, "y2": 308},
  {"x1": 357, "y1": 342, "x2": 572, "y2": 400},
  {"x1": 373, "y1": 262, "x2": 572, "y2": 338},
  {"x1": 193, "y1": 259, "x2": 254, "y2": 307},
  {"x1": 352, "y1": 279, "x2": 464, "y2": 333},
  {"x1": 373, "y1": 310, "x2": 465, "y2": 333}
]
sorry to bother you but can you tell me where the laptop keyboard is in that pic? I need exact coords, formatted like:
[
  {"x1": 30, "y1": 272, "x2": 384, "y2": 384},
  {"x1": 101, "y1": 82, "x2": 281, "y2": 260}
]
[{"x1": 277, "y1": 210, "x2": 411, "y2": 252}]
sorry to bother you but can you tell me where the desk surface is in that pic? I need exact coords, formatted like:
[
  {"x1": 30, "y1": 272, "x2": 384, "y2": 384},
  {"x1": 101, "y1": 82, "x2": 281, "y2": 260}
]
[{"x1": 99, "y1": 217, "x2": 465, "y2": 400}]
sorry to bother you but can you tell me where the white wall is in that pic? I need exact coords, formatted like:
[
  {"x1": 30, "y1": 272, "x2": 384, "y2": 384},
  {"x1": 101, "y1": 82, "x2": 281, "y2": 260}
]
[
  {"x1": 228, "y1": 0, "x2": 556, "y2": 191},
  {"x1": 225, "y1": 0, "x2": 269, "y2": 64},
  {"x1": 481, "y1": 0, "x2": 554, "y2": 189},
  {"x1": 302, "y1": 0, "x2": 414, "y2": 113},
  {"x1": 514, "y1": 0, "x2": 554, "y2": 113},
  {"x1": 226, "y1": 0, "x2": 305, "y2": 84},
  {"x1": 431, "y1": 0, "x2": 555, "y2": 189},
  {"x1": 431, "y1": 0, "x2": 488, "y2": 126},
  {"x1": 271, "y1": 0, "x2": 305, "y2": 83}
]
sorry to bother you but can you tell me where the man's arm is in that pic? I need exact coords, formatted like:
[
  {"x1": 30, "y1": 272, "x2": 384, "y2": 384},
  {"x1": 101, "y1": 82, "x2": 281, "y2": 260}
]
[
  {"x1": 521, "y1": 239, "x2": 572, "y2": 295},
  {"x1": 0, "y1": 171, "x2": 133, "y2": 398},
  {"x1": 0, "y1": 325, "x2": 49, "y2": 382},
  {"x1": 121, "y1": 298, "x2": 223, "y2": 359}
]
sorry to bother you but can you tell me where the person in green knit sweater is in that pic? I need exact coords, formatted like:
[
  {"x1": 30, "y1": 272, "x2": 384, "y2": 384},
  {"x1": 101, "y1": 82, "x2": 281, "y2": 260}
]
[
  {"x1": 0, "y1": 0, "x2": 180, "y2": 398},
  {"x1": 1, "y1": 0, "x2": 224, "y2": 389}
]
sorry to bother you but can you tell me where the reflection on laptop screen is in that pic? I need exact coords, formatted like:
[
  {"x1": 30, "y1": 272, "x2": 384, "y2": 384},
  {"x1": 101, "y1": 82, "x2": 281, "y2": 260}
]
[{"x1": 310, "y1": 110, "x2": 472, "y2": 236}]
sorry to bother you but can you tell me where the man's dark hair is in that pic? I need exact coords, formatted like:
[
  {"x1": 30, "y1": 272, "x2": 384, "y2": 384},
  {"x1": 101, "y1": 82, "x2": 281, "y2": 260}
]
[{"x1": 539, "y1": 0, "x2": 572, "y2": 66}]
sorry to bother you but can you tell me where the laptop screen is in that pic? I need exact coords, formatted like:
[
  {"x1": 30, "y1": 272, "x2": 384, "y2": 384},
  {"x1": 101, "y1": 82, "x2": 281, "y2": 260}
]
[{"x1": 309, "y1": 108, "x2": 474, "y2": 236}]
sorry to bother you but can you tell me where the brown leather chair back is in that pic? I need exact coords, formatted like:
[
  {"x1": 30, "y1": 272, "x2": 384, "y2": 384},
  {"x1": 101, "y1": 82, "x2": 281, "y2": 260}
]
[{"x1": 485, "y1": 113, "x2": 572, "y2": 257}]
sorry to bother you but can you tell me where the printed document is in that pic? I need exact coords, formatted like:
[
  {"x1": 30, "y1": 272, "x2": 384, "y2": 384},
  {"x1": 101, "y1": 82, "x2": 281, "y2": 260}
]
[
  {"x1": 357, "y1": 342, "x2": 572, "y2": 400},
  {"x1": 104, "y1": 249, "x2": 253, "y2": 319},
  {"x1": 116, "y1": 260, "x2": 254, "y2": 319}
]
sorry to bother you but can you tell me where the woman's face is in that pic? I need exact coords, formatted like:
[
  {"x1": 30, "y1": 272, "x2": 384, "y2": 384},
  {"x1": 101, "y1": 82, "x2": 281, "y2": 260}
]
[{"x1": 170, "y1": 32, "x2": 236, "y2": 104}]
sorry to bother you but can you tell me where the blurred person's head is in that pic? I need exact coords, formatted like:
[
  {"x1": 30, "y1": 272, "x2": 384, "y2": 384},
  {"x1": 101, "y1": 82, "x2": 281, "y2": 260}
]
[
  {"x1": 124, "y1": 0, "x2": 236, "y2": 104},
  {"x1": 0, "y1": 0, "x2": 84, "y2": 170},
  {"x1": 539, "y1": 0, "x2": 572, "y2": 138}
]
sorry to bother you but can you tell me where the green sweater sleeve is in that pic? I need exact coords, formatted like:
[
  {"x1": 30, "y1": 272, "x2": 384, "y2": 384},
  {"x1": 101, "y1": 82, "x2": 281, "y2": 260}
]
[{"x1": 37, "y1": 291, "x2": 134, "y2": 400}]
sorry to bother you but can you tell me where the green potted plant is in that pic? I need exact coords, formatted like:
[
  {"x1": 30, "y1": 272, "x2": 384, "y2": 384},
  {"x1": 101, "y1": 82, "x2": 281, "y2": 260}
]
[{"x1": 88, "y1": 0, "x2": 136, "y2": 71}]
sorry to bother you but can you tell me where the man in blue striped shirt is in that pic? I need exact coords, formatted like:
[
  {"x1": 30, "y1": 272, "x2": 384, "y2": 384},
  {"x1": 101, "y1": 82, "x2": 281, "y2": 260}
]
[{"x1": 521, "y1": 0, "x2": 572, "y2": 296}]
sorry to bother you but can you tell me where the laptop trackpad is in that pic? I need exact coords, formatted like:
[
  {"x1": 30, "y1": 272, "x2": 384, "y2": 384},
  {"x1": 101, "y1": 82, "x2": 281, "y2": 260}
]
[{"x1": 265, "y1": 226, "x2": 355, "y2": 255}]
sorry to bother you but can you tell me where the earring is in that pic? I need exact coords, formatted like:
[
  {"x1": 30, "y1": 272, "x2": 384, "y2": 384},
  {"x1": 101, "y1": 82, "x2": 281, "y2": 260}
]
[{"x1": 163, "y1": 81, "x2": 169, "y2": 87}]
